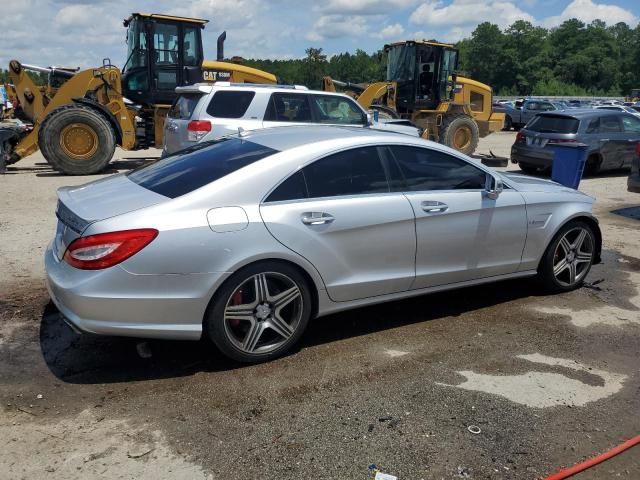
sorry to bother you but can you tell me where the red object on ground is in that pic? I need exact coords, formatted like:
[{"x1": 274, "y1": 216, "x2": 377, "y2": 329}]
[{"x1": 543, "y1": 435, "x2": 640, "y2": 480}]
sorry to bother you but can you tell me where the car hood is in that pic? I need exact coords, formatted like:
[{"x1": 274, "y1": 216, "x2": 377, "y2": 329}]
[
  {"x1": 56, "y1": 173, "x2": 168, "y2": 230},
  {"x1": 499, "y1": 172, "x2": 592, "y2": 196}
]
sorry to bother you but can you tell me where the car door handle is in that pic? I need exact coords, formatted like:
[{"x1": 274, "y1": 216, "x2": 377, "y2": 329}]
[
  {"x1": 301, "y1": 212, "x2": 335, "y2": 225},
  {"x1": 421, "y1": 201, "x2": 448, "y2": 213},
  {"x1": 599, "y1": 138, "x2": 610, "y2": 142}
]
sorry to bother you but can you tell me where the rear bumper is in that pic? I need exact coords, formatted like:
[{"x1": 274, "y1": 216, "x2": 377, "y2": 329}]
[
  {"x1": 511, "y1": 144, "x2": 553, "y2": 169},
  {"x1": 45, "y1": 244, "x2": 226, "y2": 340}
]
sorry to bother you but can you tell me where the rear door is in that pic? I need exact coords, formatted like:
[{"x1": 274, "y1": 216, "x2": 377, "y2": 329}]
[
  {"x1": 387, "y1": 145, "x2": 527, "y2": 288},
  {"x1": 593, "y1": 115, "x2": 626, "y2": 170},
  {"x1": 260, "y1": 146, "x2": 416, "y2": 302},
  {"x1": 621, "y1": 114, "x2": 640, "y2": 167}
]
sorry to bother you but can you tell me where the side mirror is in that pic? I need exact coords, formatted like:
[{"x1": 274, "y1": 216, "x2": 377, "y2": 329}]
[
  {"x1": 365, "y1": 112, "x2": 373, "y2": 126},
  {"x1": 485, "y1": 175, "x2": 503, "y2": 200}
]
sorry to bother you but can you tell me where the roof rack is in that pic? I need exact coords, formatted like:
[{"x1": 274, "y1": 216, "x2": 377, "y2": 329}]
[{"x1": 214, "y1": 82, "x2": 308, "y2": 90}]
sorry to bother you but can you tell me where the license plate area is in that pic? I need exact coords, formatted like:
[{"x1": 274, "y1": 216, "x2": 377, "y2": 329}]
[{"x1": 526, "y1": 136, "x2": 548, "y2": 148}]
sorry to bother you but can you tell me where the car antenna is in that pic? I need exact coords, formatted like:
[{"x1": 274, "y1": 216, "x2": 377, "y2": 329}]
[{"x1": 238, "y1": 126, "x2": 247, "y2": 138}]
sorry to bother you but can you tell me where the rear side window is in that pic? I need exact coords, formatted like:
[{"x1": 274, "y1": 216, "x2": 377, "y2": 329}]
[
  {"x1": 206, "y1": 91, "x2": 255, "y2": 118},
  {"x1": 599, "y1": 115, "x2": 622, "y2": 133},
  {"x1": 265, "y1": 147, "x2": 388, "y2": 201},
  {"x1": 389, "y1": 146, "x2": 486, "y2": 191},
  {"x1": 309, "y1": 95, "x2": 365, "y2": 124},
  {"x1": 527, "y1": 115, "x2": 579, "y2": 134},
  {"x1": 264, "y1": 93, "x2": 312, "y2": 122},
  {"x1": 128, "y1": 138, "x2": 277, "y2": 198},
  {"x1": 168, "y1": 94, "x2": 202, "y2": 119},
  {"x1": 304, "y1": 147, "x2": 388, "y2": 198}
]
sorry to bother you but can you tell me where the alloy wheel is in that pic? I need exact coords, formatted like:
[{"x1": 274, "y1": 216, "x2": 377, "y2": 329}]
[
  {"x1": 552, "y1": 227, "x2": 594, "y2": 287},
  {"x1": 223, "y1": 272, "x2": 303, "y2": 355}
]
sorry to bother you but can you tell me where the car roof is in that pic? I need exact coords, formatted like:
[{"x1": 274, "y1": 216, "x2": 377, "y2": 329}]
[
  {"x1": 175, "y1": 82, "x2": 356, "y2": 96},
  {"x1": 228, "y1": 125, "x2": 423, "y2": 151},
  {"x1": 537, "y1": 109, "x2": 623, "y2": 119}
]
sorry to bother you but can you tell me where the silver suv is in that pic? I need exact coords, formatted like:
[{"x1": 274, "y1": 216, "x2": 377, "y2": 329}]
[{"x1": 162, "y1": 82, "x2": 419, "y2": 155}]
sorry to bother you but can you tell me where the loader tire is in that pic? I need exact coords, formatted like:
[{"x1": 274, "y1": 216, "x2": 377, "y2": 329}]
[
  {"x1": 370, "y1": 104, "x2": 400, "y2": 120},
  {"x1": 39, "y1": 104, "x2": 116, "y2": 175},
  {"x1": 440, "y1": 113, "x2": 479, "y2": 156}
]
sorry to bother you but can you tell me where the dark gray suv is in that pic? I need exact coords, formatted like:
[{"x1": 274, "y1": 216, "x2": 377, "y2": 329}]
[{"x1": 511, "y1": 110, "x2": 640, "y2": 175}]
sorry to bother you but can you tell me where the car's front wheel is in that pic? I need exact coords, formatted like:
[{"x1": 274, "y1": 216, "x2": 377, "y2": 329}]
[
  {"x1": 538, "y1": 221, "x2": 596, "y2": 292},
  {"x1": 205, "y1": 261, "x2": 312, "y2": 363}
]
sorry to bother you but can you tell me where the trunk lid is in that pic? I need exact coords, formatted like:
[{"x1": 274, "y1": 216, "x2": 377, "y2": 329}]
[{"x1": 53, "y1": 174, "x2": 168, "y2": 259}]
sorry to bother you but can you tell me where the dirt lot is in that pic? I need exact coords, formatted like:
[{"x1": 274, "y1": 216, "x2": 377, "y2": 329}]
[{"x1": 1, "y1": 131, "x2": 639, "y2": 479}]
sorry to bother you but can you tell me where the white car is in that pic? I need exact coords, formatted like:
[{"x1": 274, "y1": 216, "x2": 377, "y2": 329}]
[
  {"x1": 593, "y1": 105, "x2": 640, "y2": 119},
  {"x1": 162, "y1": 83, "x2": 420, "y2": 155}
]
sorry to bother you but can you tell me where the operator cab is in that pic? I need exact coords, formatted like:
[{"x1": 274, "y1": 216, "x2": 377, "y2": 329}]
[
  {"x1": 385, "y1": 41, "x2": 458, "y2": 112},
  {"x1": 122, "y1": 13, "x2": 206, "y2": 106}
]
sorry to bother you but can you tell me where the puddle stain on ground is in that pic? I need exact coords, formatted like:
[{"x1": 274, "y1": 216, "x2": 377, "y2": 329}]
[
  {"x1": 534, "y1": 271, "x2": 640, "y2": 328},
  {"x1": 438, "y1": 353, "x2": 627, "y2": 408}
]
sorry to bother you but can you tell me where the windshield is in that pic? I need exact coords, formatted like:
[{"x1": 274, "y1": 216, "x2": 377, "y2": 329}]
[
  {"x1": 124, "y1": 19, "x2": 147, "y2": 71},
  {"x1": 386, "y1": 44, "x2": 416, "y2": 82}
]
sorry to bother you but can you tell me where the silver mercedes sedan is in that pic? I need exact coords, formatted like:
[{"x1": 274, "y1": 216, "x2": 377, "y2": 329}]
[{"x1": 46, "y1": 126, "x2": 602, "y2": 363}]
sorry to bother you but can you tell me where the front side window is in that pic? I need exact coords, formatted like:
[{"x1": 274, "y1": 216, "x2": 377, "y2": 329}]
[
  {"x1": 264, "y1": 93, "x2": 312, "y2": 122},
  {"x1": 389, "y1": 146, "x2": 486, "y2": 191},
  {"x1": 128, "y1": 138, "x2": 278, "y2": 198},
  {"x1": 310, "y1": 95, "x2": 365, "y2": 124},
  {"x1": 206, "y1": 91, "x2": 255, "y2": 118},
  {"x1": 622, "y1": 114, "x2": 640, "y2": 133}
]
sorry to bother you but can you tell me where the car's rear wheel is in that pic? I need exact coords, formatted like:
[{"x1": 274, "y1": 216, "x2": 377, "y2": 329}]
[
  {"x1": 205, "y1": 261, "x2": 312, "y2": 363},
  {"x1": 538, "y1": 221, "x2": 596, "y2": 292}
]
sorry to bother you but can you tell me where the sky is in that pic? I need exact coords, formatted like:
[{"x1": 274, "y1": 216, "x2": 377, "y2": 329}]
[{"x1": 1, "y1": 0, "x2": 639, "y2": 69}]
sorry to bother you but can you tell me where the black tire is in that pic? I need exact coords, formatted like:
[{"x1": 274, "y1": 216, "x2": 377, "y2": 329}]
[
  {"x1": 538, "y1": 220, "x2": 596, "y2": 293},
  {"x1": 519, "y1": 163, "x2": 539, "y2": 175},
  {"x1": 584, "y1": 154, "x2": 602, "y2": 176},
  {"x1": 38, "y1": 104, "x2": 116, "y2": 175},
  {"x1": 205, "y1": 261, "x2": 313, "y2": 363},
  {"x1": 370, "y1": 104, "x2": 400, "y2": 120},
  {"x1": 440, "y1": 113, "x2": 479, "y2": 155},
  {"x1": 503, "y1": 115, "x2": 513, "y2": 131}
]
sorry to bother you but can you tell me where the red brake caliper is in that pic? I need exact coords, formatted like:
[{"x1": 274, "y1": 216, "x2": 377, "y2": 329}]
[{"x1": 230, "y1": 290, "x2": 244, "y2": 328}]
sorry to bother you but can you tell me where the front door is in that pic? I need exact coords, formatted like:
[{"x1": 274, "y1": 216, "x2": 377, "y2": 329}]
[
  {"x1": 260, "y1": 146, "x2": 416, "y2": 302},
  {"x1": 386, "y1": 145, "x2": 527, "y2": 289}
]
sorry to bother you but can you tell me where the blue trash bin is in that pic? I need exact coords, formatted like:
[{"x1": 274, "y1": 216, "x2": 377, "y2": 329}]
[{"x1": 550, "y1": 143, "x2": 588, "y2": 189}]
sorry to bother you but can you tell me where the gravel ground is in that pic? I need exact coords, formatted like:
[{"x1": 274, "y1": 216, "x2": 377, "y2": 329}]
[{"x1": 1, "y1": 131, "x2": 639, "y2": 480}]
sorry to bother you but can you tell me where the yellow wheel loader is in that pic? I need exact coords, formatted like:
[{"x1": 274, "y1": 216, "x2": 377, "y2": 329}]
[
  {"x1": 1, "y1": 13, "x2": 276, "y2": 175},
  {"x1": 323, "y1": 40, "x2": 505, "y2": 155}
]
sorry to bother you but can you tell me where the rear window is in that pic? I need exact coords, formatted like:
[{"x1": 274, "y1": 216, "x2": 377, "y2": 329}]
[
  {"x1": 168, "y1": 94, "x2": 202, "y2": 119},
  {"x1": 526, "y1": 115, "x2": 579, "y2": 134},
  {"x1": 128, "y1": 138, "x2": 278, "y2": 198},
  {"x1": 206, "y1": 91, "x2": 255, "y2": 118}
]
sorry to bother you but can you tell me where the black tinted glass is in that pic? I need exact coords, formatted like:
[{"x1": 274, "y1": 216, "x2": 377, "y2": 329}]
[
  {"x1": 264, "y1": 93, "x2": 312, "y2": 122},
  {"x1": 266, "y1": 170, "x2": 307, "y2": 202},
  {"x1": 599, "y1": 115, "x2": 622, "y2": 132},
  {"x1": 390, "y1": 146, "x2": 486, "y2": 191},
  {"x1": 206, "y1": 91, "x2": 255, "y2": 118},
  {"x1": 128, "y1": 138, "x2": 277, "y2": 198},
  {"x1": 304, "y1": 147, "x2": 389, "y2": 198},
  {"x1": 527, "y1": 115, "x2": 579, "y2": 133}
]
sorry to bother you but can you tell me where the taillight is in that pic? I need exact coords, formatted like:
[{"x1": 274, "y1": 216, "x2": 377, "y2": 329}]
[
  {"x1": 64, "y1": 229, "x2": 158, "y2": 270},
  {"x1": 515, "y1": 131, "x2": 525, "y2": 143},
  {"x1": 636, "y1": 142, "x2": 640, "y2": 156},
  {"x1": 547, "y1": 138, "x2": 577, "y2": 144},
  {"x1": 187, "y1": 120, "x2": 212, "y2": 141}
]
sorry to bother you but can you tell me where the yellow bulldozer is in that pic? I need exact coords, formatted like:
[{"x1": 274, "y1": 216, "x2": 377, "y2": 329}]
[
  {"x1": 0, "y1": 13, "x2": 276, "y2": 175},
  {"x1": 323, "y1": 40, "x2": 504, "y2": 155}
]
